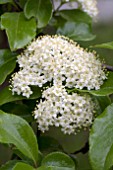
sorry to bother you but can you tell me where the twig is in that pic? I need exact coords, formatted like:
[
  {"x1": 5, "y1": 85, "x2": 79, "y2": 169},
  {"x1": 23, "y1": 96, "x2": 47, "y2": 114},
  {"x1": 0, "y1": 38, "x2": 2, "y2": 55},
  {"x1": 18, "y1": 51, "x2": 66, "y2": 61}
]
[{"x1": 102, "y1": 64, "x2": 113, "y2": 72}]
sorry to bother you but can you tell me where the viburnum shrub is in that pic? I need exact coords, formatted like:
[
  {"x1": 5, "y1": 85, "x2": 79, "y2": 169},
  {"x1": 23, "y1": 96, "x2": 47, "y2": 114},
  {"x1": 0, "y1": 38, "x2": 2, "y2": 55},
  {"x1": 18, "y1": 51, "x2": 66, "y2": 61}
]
[{"x1": 0, "y1": 0, "x2": 113, "y2": 170}]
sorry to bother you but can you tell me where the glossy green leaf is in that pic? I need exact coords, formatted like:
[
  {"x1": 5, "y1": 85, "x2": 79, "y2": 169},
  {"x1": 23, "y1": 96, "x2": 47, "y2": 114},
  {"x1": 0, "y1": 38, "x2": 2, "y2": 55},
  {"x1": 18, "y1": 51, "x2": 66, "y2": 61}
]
[
  {"x1": 92, "y1": 41, "x2": 113, "y2": 50},
  {"x1": 0, "y1": 161, "x2": 20, "y2": 170},
  {"x1": 13, "y1": 162, "x2": 35, "y2": 170},
  {"x1": 0, "y1": 86, "x2": 42, "y2": 106},
  {"x1": 0, "y1": 110, "x2": 38, "y2": 166},
  {"x1": 41, "y1": 152, "x2": 76, "y2": 170},
  {"x1": 57, "y1": 22, "x2": 95, "y2": 41},
  {"x1": 1, "y1": 12, "x2": 36, "y2": 51},
  {"x1": 0, "y1": 0, "x2": 13, "y2": 4},
  {"x1": 59, "y1": 9, "x2": 92, "y2": 25},
  {"x1": 0, "y1": 49, "x2": 17, "y2": 85},
  {"x1": 89, "y1": 103, "x2": 113, "y2": 170},
  {"x1": 24, "y1": 0, "x2": 52, "y2": 28}
]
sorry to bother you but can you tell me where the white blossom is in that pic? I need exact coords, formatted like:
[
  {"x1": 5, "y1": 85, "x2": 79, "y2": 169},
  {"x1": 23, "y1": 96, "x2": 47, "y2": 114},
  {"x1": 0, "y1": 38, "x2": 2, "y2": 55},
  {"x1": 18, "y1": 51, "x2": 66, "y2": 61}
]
[
  {"x1": 63, "y1": 0, "x2": 98, "y2": 19},
  {"x1": 11, "y1": 35, "x2": 106, "y2": 98},
  {"x1": 33, "y1": 85, "x2": 96, "y2": 134},
  {"x1": 77, "y1": 0, "x2": 98, "y2": 19}
]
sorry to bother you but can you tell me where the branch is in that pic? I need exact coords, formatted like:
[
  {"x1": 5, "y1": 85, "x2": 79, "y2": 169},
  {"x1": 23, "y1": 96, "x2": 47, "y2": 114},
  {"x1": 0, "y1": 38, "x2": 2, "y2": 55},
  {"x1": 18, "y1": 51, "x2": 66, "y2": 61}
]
[{"x1": 102, "y1": 64, "x2": 113, "y2": 72}]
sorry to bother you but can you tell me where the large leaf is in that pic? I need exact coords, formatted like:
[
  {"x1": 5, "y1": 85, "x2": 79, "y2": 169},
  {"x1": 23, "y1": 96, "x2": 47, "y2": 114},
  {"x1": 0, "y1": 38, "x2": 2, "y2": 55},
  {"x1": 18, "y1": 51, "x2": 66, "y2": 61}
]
[
  {"x1": 13, "y1": 162, "x2": 35, "y2": 170},
  {"x1": 39, "y1": 152, "x2": 76, "y2": 170},
  {"x1": 89, "y1": 103, "x2": 113, "y2": 170},
  {"x1": 0, "y1": 49, "x2": 17, "y2": 85},
  {"x1": 0, "y1": 110, "x2": 38, "y2": 166},
  {"x1": 92, "y1": 41, "x2": 113, "y2": 50},
  {"x1": 57, "y1": 21, "x2": 95, "y2": 41},
  {"x1": 0, "y1": 86, "x2": 42, "y2": 106},
  {"x1": 43, "y1": 127, "x2": 89, "y2": 154},
  {"x1": 58, "y1": 9, "x2": 92, "y2": 25},
  {"x1": 1, "y1": 12, "x2": 36, "y2": 51},
  {"x1": 24, "y1": 0, "x2": 52, "y2": 28}
]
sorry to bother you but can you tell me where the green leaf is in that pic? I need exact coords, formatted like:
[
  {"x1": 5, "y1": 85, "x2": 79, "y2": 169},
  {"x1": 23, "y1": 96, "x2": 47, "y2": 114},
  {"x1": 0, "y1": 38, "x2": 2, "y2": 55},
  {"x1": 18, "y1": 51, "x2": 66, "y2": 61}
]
[
  {"x1": 13, "y1": 162, "x2": 35, "y2": 170},
  {"x1": 1, "y1": 12, "x2": 36, "y2": 51},
  {"x1": 44, "y1": 127, "x2": 89, "y2": 154},
  {"x1": 18, "y1": 0, "x2": 27, "y2": 8},
  {"x1": 104, "y1": 143, "x2": 113, "y2": 170},
  {"x1": 94, "y1": 96, "x2": 111, "y2": 113},
  {"x1": 76, "y1": 153, "x2": 92, "y2": 170},
  {"x1": 92, "y1": 41, "x2": 113, "y2": 50},
  {"x1": 24, "y1": 0, "x2": 52, "y2": 28},
  {"x1": 0, "y1": 0, "x2": 13, "y2": 4},
  {"x1": 1, "y1": 103, "x2": 33, "y2": 122},
  {"x1": 0, "y1": 86, "x2": 42, "y2": 106},
  {"x1": 41, "y1": 152, "x2": 76, "y2": 170},
  {"x1": 89, "y1": 103, "x2": 113, "y2": 170},
  {"x1": 57, "y1": 22, "x2": 95, "y2": 41},
  {"x1": 0, "y1": 110, "x2": 38, "y2": 166},
  {"x1": 38, "y1": 136, "x2": 62, "y2": 155},
  {"x1": 38, "y1": 166, "x2": 73, "y2": 170},
  {"x1": 58, "y1": 9, "x2": 92, "y2": 25},
  {"x1": 0, "y1": 49, "x2": 17, "y2": 85},
  {"x1": 0, "y1": 161, "x2": 20, "y2": 170}
]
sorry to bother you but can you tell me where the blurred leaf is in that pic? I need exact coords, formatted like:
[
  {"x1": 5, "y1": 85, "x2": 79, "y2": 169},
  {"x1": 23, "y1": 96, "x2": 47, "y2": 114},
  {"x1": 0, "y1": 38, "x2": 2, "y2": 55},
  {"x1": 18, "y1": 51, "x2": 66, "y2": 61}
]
[
  {"x1": 94, "y1": 96, "x2": 111, "y2": 113},
  {"x1": 89, "y1": 103, "x2": 113, "y2": 170},
  {"x1": 0, "y1": 86, "x2": 42, "y2": 106},
  {"x1": 58, "y1": 9, "x2": 92, "y2": 25},
  {"x1": 18, "y1": 0, "x2": 27, "y2": 8},
  {"x1": 57, "y1": 22, "x2": 95, "y2": 41},
  {"x1": 92, "y1": 41, "x2": 113, "y2": 50},
  {"x1": 0, "y1": 0, "x2": 13, "y2": 4},
  {"x1": 38, "y1": 136, "x2": 62, "y2": 155},
  {"x1": 13, "y1": 162, "x2": 35, "y2": 170},
  {"x1": 1, "y1": 103, "x2": 33, "y2": 122},
  {"x1": 40, "y1": 152, "x2": 76, "y2": 170},
  {"x1": 0, "y1": 110, "x2": 38, "y2": 165},
  {"x1": 0, "y1": 160, "x2": 20, "y2": 170},
  {"x1": 24, "y1": 0, "x2": 52, "y2": 28},
  {"x1": 0, "y1": 144, "x2": 12, "y2": 166},
  {"x1": 76, "y1": 153, "x2": 92, "y2": 170},
  {"x1": 0, "y1": 49, "x2": 17, "y2": 85},
  {"x1": 1, "y1": 12, "x2": 36, "y2": 51},
  {"x1": 43, "y1": 127, "x2": 89, "y2": 154}
]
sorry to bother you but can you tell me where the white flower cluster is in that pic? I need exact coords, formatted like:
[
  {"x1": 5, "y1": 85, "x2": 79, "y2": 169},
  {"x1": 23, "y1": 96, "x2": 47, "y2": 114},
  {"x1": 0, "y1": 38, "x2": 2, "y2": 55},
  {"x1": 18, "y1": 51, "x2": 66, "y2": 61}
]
[
  {"x1": 77, "y1": 0, "x2": 98, "y2": 19},
  {"x1": 10, "y1": 35, "x2": 106, "y2": 134},
  {"x1": 11, "y1": 35, "x2": 106, "y2": 98},
  {"x1": 63, "y1": 0, "x2": 98, "y2": 19},
  {"x1": 34, "y1": 85, "x2": 96, "y2": 134}
]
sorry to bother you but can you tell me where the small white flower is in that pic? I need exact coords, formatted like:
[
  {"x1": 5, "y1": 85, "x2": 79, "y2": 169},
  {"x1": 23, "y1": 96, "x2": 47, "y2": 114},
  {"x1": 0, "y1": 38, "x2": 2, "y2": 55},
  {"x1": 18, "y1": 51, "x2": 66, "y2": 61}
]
[
  {"x1": 33, "y1": 85, "x2": 96, "y2": 135},
  {"x1": 11, "y1": 35, "x2": 106, "y2": 97}
]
